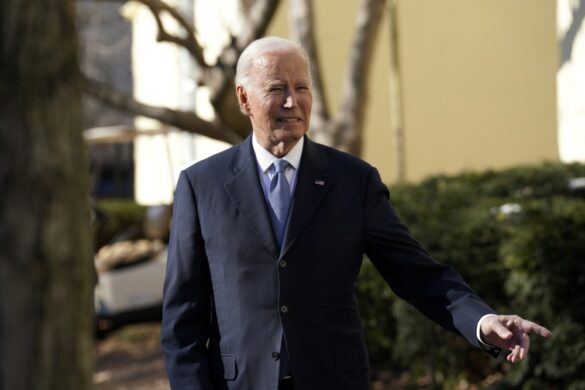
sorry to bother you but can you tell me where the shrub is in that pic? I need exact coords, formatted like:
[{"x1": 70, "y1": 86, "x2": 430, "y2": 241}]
[{"x1": 357, "y1": 163, "x2": 585, "y2": 388}]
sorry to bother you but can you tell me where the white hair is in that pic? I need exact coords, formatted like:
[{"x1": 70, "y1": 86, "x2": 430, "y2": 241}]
[{"x1": 235, "y1": 36, "x2": 311, "y2": 89}]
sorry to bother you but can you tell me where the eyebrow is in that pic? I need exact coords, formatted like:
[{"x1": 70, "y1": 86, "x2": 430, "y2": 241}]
[
  {"x1": 265, "y1": 79, "x2": 310, "y2": 87},
  {"x1": 266, "y1": 81, "x2": 285, "y2": 86}
]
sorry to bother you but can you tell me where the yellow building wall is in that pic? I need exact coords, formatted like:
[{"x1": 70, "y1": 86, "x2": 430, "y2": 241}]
[
  {"x1": 266, "y1": 1, "x2": 394, "y2": 181},
  {"x1": 398, "y1": 0, "x2": 558, "y2": 182},
  {"x1": 267, "y1": 0, "x2": 558, "y2": 183}
]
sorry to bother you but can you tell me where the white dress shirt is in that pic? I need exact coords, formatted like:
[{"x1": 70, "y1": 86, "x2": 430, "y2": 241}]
[{"x1": 251, "y1": 134, "x2": 303, "y2": 199}]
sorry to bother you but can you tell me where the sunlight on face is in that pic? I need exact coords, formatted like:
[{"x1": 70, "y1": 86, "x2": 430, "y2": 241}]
[{"x1": 238, "y1": 49, "x2": 313, "y2": 156}]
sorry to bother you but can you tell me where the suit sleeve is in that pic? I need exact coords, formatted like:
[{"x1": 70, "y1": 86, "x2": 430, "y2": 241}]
[
  {"x1": 161, "y1": 171, "x2": 214, "y2": 389},
  {"x1": 363, "y1": 168, "x2": 495, "y2": 348}
]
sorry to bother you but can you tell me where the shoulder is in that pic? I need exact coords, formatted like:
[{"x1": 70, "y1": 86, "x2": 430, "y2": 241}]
[
  {"x1": 307, "y1": 139, "x2": 375, "y2": 176},
  {"x1": 305, "y1": 139, "x2": 388, "y2": 200},
  {"x1": 182, "y1": 140, "x2": 248, "y2": 181}
]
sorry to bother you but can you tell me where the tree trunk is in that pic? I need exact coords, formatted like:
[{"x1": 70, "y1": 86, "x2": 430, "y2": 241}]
[
  {"x1": 288, "y1": 0, "x2": 331, "y2": 131},
  {"x1": 387, "y1": 0, "x2": 406, "y2": 182},
  {"x1": 289, "y1": 0, "x2": 387, "y2": 155},
  {"x1": 0, "y1": 1, "x2": 95, "y2": 389}
]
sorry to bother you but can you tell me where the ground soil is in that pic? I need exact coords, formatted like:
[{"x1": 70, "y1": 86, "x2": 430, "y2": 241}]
[{"x1": 94, "y1": 323, "x2": 170, "y2": 390}]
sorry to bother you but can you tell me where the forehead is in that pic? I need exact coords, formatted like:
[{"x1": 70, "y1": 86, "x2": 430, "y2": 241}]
[{"x1": 251, "y1": 50, "x2": 310, "y2": 82}]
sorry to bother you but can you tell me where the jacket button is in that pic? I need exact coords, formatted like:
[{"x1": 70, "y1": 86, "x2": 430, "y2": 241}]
[
  {"x1": 279, "y1": 260, "x2": 287, "y2": 268},
  {"x1": 272, "y1": 352, "x2": 280, "y2": 360},
  {"x1": 280, "y1": 305, "x2": 288, "y2": 313}
]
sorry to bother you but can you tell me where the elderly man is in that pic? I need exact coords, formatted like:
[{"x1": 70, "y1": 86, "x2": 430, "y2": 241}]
[{"x1": 161, "y1": 36, "x2": 551, "y2": 390}]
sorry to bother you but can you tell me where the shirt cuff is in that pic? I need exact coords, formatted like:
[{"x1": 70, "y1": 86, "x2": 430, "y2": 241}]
[
  {"x1": 476, "y1": 313, "x2": 497, "y2": 346},
  {"x1": 476, "y1": 314, "x2": 501, "y2": 357}
]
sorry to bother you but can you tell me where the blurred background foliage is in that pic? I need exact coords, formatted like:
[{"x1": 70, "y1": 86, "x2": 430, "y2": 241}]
[
  {"x1": 93, "y1": 199, "x2": 147, "y2": 250},
  {"x1": 356, "y1": 162, "x2": 585, "y2": 389}
]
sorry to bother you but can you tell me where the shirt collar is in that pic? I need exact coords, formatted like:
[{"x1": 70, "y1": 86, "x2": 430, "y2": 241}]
[{"x1": 252, "y1": 133, "x2": 304, "y2": 173}]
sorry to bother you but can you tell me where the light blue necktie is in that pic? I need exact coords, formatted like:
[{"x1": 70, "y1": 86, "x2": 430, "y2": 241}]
[
  {"x1": 268, "y1": 159, "x2": 292, "y2": 378},
  {"x1": 269, "y1": 159, "x2": 292, "y2": 247}
]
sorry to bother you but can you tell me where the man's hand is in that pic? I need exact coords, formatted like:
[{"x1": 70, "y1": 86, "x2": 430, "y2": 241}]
[{"x1": 480, "y1": 315, "x2": 552, "y2": 363}]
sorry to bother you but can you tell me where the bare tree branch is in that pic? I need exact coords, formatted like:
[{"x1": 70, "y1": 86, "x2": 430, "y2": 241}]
[
  {"x1": 132, "y1": 0, "x2": 209, "y2": 69},
  {"x1": 333, "y1": 0, "x2": 387, "y2": 155},
  {"x1": 82, "y1": 0, "x2": 283, "y2": 147},
  {"x1": 87, "y1": 0, "x2": 387, "y2": 156},
  {"x1": 84, "y1": 77, "x2": 244, "y2": 145},
  {"x1": 233, "y1": 0, "x2": 282, "y2": 50},
  {"x1": 205, "y1": 0, "x2": 283, "y2": 132},
  {"x1": 197, "y1": 0, "x2": 283, "y2": 93},
  {"x1": 84, "y1": 125, "x2": 174, "y2": 144},
  {"x1": 288, "y1": 0, "x2": 330, "y2": 131}
]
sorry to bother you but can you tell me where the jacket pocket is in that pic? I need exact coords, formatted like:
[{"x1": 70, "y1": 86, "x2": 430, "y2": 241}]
[
  {"x1": 212, "y1": 354, "x2": 237, "y2": 380},
  {"x1": 334, "y1": 347, "x2": 370, "y2": 373}
]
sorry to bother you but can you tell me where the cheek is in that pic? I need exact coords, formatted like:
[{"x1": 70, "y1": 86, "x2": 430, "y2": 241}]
[
  {"x1": 301, "y1": 99, "x2": 312, "y2": 114},
  {"x1": 264, "y1": 101, "x2": 281, "y2": 118},
  {"x1": 250, "y1": 101, "x2": 269, "y2": 119}
]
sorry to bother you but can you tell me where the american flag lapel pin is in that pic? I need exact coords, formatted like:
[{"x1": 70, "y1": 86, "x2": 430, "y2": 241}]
[{"x1": 314, "y1": 179, "x2": 325, "y2": 186}]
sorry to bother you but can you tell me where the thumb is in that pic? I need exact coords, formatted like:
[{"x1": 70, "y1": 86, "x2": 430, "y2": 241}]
[
  {"x1": 492, "y1": 320, "x2": 514, "y2": 340},
  {"x1": 482, "y1": 316, "x2": 515, "y2": 342}
]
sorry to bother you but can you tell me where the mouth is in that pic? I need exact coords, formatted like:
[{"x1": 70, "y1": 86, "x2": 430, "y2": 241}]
[{"x1": 277, "y1": 118, "x2": 301, "y2": 123}]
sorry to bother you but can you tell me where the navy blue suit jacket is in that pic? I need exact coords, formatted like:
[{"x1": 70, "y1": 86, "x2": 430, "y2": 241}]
[{"x1": 161, "y1": 136, "x2": 494, "y2": 389}]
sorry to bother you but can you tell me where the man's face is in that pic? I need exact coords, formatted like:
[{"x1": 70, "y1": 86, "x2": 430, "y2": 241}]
[{"x1": 237, "y1": 49, "x2": 313, "y2": 156}]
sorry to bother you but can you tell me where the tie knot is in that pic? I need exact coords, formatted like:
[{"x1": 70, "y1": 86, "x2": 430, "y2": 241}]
[{"x1": 273, "y1": 159, "x2": 289, "y2": 174}]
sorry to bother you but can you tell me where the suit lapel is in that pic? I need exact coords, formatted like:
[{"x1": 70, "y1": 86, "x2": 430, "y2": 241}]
[
  {"x1": 224, "y1": 137, "x2": 280, "y2": 258},
  {"x1": 281, "y1": 138, "x2": 332, "y2": 258}
]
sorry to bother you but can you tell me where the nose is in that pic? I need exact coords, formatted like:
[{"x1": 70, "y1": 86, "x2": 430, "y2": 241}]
[{"x1": 283, "y1": 89, "x2": 296, "y2": 109}]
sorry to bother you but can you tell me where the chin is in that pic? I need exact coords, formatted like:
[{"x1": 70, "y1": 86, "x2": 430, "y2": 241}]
[{"x1": 278, "y1": 126, "x2": 307, "y2": 139}]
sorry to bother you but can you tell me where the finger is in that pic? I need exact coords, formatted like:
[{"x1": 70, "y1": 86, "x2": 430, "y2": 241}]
[
  {"x1": 514, "y1": 344, "x2": 525, "y2": 362},
  {"x1": 507, "y1": 344, "x2": 521, "y2": 363},
  {"x1": 492, "y1": 318, "x2": 514, "y2": 340},
  {"x1": 514, "y1": 345, "x2": 523, "y2": 362},
  {"x1": 519, "y1": 320, "x2": 552, "y2": 338},
  {"x1": 508, "y1": 331, "x2": 529, "y2": 362},
  {"x1": 520, "y1": 333, "x2": 530, "y2": 360}
]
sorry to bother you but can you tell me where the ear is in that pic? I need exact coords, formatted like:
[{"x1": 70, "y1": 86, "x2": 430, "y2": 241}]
[{"x1": 236, "y1": 85, "x2": 251, "y2": 116}]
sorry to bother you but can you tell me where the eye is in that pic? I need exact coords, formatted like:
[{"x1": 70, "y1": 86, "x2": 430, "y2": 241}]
[{"x1": 268, "y1": 85, "x2": 285, "y2": 92}]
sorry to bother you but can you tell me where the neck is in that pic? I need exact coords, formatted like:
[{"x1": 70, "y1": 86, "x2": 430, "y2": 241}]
[
  {"x1": 254, "y1": 134, "x2": 301, "y2": 158},
  {"x1": 267, "y1": 142, "x2": 294, "y2": 158}
]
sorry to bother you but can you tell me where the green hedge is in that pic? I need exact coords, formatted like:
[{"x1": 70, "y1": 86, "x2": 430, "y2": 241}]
[{"x1": 357, "y1": 162, "x2": 585, "y2": 389}]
